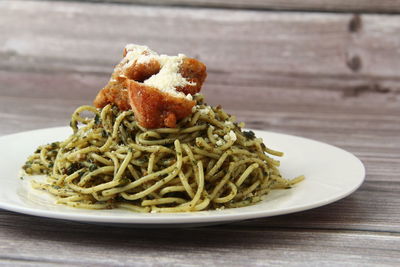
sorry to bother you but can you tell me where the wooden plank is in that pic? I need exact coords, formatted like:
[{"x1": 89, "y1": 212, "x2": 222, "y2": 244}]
[
  {"x1": 2, "y1": 1, "x2": 400, "y2": 83},
  {"x1": 2, "y1": 70, "x2": 400, "y2": 113},
  {"x1": 0, "y1": 210, "x2": 399, "y2": 266},
  {"x1": 73, "y1": 0, "x2": 400, "y2": 14}
]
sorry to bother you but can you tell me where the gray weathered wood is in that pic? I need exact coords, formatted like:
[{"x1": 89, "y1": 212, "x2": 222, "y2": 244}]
[
  {"x1": 68, "y1": 0, "x2": 400, "y2": 14},
  {"x1": 0, "y1": 211, "x2": 400, "y2": 266},
  {"x1": 2, "y1": 1, "x2": 400, "y2": 98},
  {"x1": 0, "y1": 0, "x2": 400, "y2": 266}
]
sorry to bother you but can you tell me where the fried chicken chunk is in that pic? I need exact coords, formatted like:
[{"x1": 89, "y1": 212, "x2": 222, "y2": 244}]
[
  {"x1": 93, "y1": 76, "x2": 130, "y2": 111},
  {"x1": 93, "y1": 44, "x2": 207, "y2": 128},
  {"x1": 128, "y1": 81, "x2": 195, "y2": 128},
  {"x1": 177, "y1": 57, "x2": 207, "y2": 95}
]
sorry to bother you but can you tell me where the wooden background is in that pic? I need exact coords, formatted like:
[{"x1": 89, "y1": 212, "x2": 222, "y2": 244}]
[{"x1": 1, "y1": 0, "x2": 399, "y2": 265}]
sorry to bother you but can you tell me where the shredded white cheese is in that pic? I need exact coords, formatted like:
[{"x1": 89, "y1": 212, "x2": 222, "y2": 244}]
[
  {"x1": 216, "y1": 139, "x2": 225, "y2": 146},
  {"x1": 224, "y1": 130, "x2": 237, "y2": 142},
  {"x1": 123, "y1": 44, "x2": 157, "y2": 67},
  {"x1": 225, "y1": 121, "x2": 233, "y2": 127},
  {"x1": 186, "y1": 94, "x2": 193, "y2": 100},
  {"x1": 122, "y1": 44, "x2": 194, "y2": 100},
  {"x1": 198, "y1": 106, "x2": 212, "y2": 115}
]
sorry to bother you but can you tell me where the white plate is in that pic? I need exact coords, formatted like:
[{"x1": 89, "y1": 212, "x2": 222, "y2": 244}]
[{"x1": 0, "y1": 127, "x2": 365, "y2": 227}]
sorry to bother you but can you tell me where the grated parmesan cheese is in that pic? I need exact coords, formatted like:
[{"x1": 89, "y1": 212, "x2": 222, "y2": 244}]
[
  {"x1": 198, "y1": 106, "x2": 212, "y2": 115},
  {"x1": 225, "y1": 121, "x2": 233, "y2": 127},
  {"x1": 186, "y1": 94, "x2": 193, "y2": 100},
  {"x1": 216, "y1": 139, "x2": 225, "y2": 146},
  {"x1": 123, "y1": 44, "x2": 157, "y2": 67},
  {"x1": 122, "y1": 44, "x2": 194, "y2": 100},
  {"x1": 224, "y1": 130, "x2": 237, "y2": 142},
  {"x1": 143, "y1": 54, "x2": 194, "y2": 97}
]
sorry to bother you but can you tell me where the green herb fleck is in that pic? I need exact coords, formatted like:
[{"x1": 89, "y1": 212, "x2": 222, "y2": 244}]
[
  {"x1": 94, "y1": 114, "x2": 100, "y2": 125},
  {"x1": 50, "y1": 142, "x2": 58, "y2": 149},
  {"x1": 66, "y1": 162, "x2": 82, "y2": 175},
  {"x1": 89, "y1": 164, "x2": 97, "y2": 172},
  {"x1": 69, "y1": 121, "x2": 77, "y2": 129},
  {"x1": 243, "y1": 130, "x2": 256, "y2": 140}
]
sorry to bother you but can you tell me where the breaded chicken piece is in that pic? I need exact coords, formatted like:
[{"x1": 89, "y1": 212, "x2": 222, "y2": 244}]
[
  {"x1": 128, "y1": 81, "x2": 195, "y2": 128},
  {"x1": 93, "y1": 76, "x2": 130, "y2": 111},
  {"x1": 94, "y1": 44, "x2": 207, "y2": 128},
  {"x1": 94, "y1": 46, "x2": 161, "y2": 110},
  {"x1": 177, "y1": 57, "x2": 207, "y2": 96}
]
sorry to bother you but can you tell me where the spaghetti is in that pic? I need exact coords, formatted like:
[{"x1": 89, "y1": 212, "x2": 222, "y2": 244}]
[{"x1": 22, "y1": 95, "x2": 303, "y2": 212}]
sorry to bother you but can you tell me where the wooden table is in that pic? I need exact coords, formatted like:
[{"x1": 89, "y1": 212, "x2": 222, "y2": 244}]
[{"x1": 1, "y1": 1, "x2": 400, "y2": 265}]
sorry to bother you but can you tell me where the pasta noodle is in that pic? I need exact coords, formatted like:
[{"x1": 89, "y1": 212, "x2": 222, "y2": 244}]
[{"x1": 22, "y1": 95, "x2": 303, "y2": 212}]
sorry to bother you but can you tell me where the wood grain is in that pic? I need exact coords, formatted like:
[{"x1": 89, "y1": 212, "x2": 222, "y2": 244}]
[
  {"x1": 1, "y1": 212, "x2": 399, "y2": 266},
  {"x1": 1, "y1": 0, "x2": 400, "y2": 266},
  {"x1": 73, "y1": 0, "x2": 400, "y2": 14},
  {"x1": 1, "y1": 1, "x2": 400, "y2": 120},
  {"x1": 2, "y1": 1, "x2": 400, "y2": 80}
]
